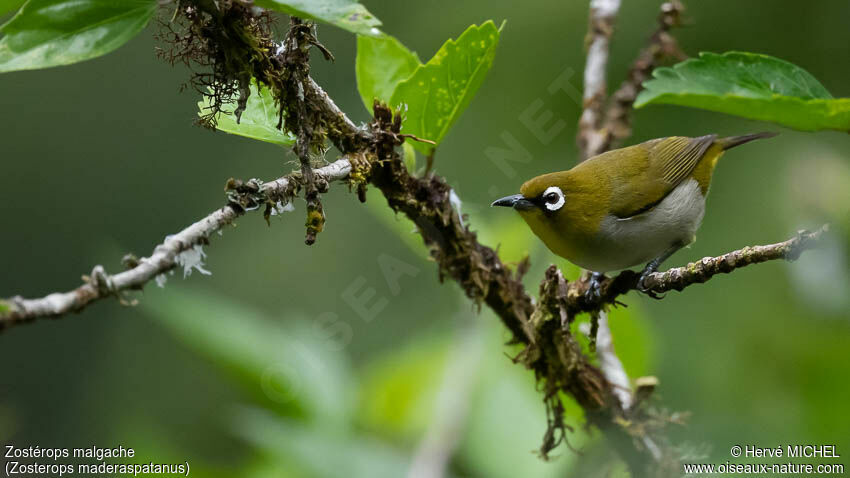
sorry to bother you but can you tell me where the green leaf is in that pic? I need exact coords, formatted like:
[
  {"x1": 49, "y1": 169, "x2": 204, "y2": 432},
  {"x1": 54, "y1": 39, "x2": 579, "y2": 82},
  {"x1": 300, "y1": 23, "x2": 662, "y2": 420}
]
[
  {"x1": 355, "y1": 34, "x2": 420, "y2": 113},
  {"x1": 390, "y1": 21, "x2": 503, "y2": 153},
  {"x1": 253, "y1": 0, "x2": 381, "y2": 36},
  {"x1": 198, "y1": 80, "x2": 296, "y2": 146},
  {"x1": 0, "y1": 300, "x2": 9, "y2": 314},
  {"x1": 0, "y1": 0, "x2": 156, "y2": 73},
  {"x1": 0, "y1": 0, "x2": 25, "y2": 17},
  {"x1": 635, "y1": 51, "x2": 850, "y2": 132},
  {"x1": 140, "y1": 289, "x2": 355, "y2": 426}
]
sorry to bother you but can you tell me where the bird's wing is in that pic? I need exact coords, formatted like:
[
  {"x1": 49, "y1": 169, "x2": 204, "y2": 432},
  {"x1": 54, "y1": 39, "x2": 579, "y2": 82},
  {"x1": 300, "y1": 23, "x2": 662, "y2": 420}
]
[
  {"x1": 608, "y1": 135, "x2": 717, "y2": 219},
  {"x1": 653, "y1": 134, "x2": 717, "y2": 185}
]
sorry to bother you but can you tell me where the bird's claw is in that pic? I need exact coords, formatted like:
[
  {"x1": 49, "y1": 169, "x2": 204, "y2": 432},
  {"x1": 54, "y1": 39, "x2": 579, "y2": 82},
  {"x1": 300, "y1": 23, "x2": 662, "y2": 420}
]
[
  {"x1": 637, "y1": 271, "x2": 664, "y2": 300},
  {"x1": 584, "y1": 272, "x2": 605, "y2": 304}
]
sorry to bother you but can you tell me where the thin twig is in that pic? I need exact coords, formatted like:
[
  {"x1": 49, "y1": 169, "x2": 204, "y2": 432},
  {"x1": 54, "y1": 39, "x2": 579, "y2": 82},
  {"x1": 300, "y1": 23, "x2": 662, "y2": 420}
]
[
  {"x1": 579, "y1": 1, "x2": 686, "y2": 159},
  {"x1": 283, "y1": 17, "x2": 324, "y2": 245},
  {"x1": 399, "y1": 133, "x2": 436, "y2": 145},
  {"x1": 639, "y1": 225, "x2": 829, "y2": 292},
  {"x1": 577, "y1": 0, "x2": 622, "y2": 160},
  {"x1": 0, "y1": 159, "x2": 353, "y2": 329},
  {"x1": 605, "y1": 0, "x2": 686, "y2": 149}
]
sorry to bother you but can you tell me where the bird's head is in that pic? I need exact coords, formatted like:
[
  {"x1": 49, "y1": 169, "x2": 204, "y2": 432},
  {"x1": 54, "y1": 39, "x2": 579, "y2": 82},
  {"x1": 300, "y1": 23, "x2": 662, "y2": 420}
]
[
  {"x1": 490, "y1": 171, "x2": 589, "y2": 262},
  {"x1": 491, "y1": 172, "x2": 570, "y2": 216}
]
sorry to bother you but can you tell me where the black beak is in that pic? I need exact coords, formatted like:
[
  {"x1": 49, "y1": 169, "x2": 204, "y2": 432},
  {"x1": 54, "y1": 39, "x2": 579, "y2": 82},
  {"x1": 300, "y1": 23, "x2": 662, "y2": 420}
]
[{"x1": 491, "y1": 194, "x2": 535, "y2": 211}]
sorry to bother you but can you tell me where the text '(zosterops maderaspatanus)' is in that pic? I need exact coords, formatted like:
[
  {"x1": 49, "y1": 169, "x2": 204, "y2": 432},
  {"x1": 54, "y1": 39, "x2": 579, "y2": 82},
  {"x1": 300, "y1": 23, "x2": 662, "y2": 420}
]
[{"x1": 491, "y1": 132, "x2": 777, "y2": 298}]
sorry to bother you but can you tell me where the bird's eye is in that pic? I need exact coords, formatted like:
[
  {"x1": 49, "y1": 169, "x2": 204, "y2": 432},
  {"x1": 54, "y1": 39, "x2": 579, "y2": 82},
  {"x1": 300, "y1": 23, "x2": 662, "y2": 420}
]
[{"x1": 542, "y1": 186, "x2": 565, "y2": 211}]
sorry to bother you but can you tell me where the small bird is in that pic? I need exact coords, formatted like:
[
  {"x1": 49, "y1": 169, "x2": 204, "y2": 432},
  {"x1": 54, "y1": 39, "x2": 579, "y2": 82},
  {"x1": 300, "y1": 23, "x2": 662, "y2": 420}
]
[{"x1": 491, "y1": 133, "x2": 777, "y2": 297}]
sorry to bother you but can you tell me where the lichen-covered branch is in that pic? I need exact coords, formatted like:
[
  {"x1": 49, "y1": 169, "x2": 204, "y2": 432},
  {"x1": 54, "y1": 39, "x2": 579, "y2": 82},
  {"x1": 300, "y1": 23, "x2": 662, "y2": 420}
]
[
  {"x1": 158, "y1": 0, "x2": 279, "y2": 128},
  {"x1": 537, "y1": 225, "x2": 830, "y2": 320},
  {"x1": 608, "y1": 225, "x2": 828, "y2": 299},
  {"x1": 363, "y1": 103, "x2": 632, "y2": 462},
  {"x1": 526, "y1": 228, "x2": 825, "y2": 476},
  {"x1": 645, "y1": 226, "x2": 828, "y2": 290},
  {"x1": 0, "y1": 159, "x2": 353, "y2": 330},
  {"x1": 284, "y1": 18, "x2": 325, "y2": 245}
]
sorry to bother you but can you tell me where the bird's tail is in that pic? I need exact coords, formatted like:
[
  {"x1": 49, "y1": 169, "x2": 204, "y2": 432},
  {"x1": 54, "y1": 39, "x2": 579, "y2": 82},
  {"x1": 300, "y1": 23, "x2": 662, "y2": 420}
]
[{"x1": 717, "y1": 132, "x2": 778, "y2": 150}]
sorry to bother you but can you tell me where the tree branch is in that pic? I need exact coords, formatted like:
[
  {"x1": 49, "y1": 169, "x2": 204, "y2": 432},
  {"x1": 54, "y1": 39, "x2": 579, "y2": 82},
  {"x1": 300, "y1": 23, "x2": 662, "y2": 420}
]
[
  {"x1": 537, "y1": 225, "x2": 830, "y2": 318},
  {"x1": 527, "y1": 226, "x2": 826, "y2": 475},
  {"x1": 577, "y1": 0, "x2": 622, "y2": 160},
  {"x1": 604, "y1": 0, "x2": 686, "y2": 149},
  {"x1": 578, "y1": 0, "x2": 686, "y2": 160},
  {"x1": 0, "y1": 158, "x2": 353, "y2": 329},
  {"x1": 282, "y1": 17, "x2": 326, "y2": 245},
  {"x1": 606, "y1": 225, "x2": 829, "y2": 298}
]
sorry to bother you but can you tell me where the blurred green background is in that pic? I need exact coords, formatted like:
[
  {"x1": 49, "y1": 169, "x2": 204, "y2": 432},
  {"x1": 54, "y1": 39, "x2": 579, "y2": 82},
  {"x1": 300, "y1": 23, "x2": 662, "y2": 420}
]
[{"x1": 1, "y1": 0, "x2": 849, "y2": 476}]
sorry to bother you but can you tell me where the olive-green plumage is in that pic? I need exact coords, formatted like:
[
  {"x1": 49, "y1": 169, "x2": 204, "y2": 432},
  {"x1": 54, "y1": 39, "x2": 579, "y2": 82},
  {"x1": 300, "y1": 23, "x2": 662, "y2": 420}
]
[{"x1": 493, "y1": 133, "x2": 776, "y2": 275}]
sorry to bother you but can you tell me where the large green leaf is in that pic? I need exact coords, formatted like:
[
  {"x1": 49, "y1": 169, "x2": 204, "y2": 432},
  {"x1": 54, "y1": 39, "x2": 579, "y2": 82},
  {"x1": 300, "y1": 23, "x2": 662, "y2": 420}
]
[
  {"x1": 635, "y1": 51, "x2": 850, "y2": 132},
  {"x1": 390, "y1": 20, "x2": 503, "y2": 154},
  {"x1": 355, "y1": 33, "x2": 420, "y2": 113},
  {"x1": 0, "y1": 0, "x2": 25, "y2": 17},
  {"x1": 254, "y1": 0, "x2": 381, "y2": 36},
  {"x1": 140, "y1": 289, "x2": 354, "y2": 426},
  {"x1": 198, "y1": 80, "x2": 296, "y2": 146},
  {"x1": 0, "y1": 0, "x2": 155, "y2": 73}
]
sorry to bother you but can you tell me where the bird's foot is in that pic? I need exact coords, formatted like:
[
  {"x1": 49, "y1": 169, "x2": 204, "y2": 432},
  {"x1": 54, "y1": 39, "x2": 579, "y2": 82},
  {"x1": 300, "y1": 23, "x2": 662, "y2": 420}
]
[
  {"x1": 636, "y1": 266, "x2": 664, "y2": 300},
  {"x1": 585, "y1": 272, "x2": 605, "y2": 304},
  {"x1": 635, "y1": 242, "x2": 682, "y2": 299}
]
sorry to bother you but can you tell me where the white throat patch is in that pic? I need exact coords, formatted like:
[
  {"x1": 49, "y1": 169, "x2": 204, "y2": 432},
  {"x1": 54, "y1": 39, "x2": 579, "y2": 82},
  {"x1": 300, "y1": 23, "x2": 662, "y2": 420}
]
[{"x1": 543, "y1": 186, "x2": 565, "y2": 211}]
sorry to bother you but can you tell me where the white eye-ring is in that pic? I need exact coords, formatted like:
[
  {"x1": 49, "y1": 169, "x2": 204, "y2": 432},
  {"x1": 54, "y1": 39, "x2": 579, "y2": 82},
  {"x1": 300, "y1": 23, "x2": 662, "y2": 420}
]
[{"x1": 542, "y1": 186, "x2": 565, "y2": 211}]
